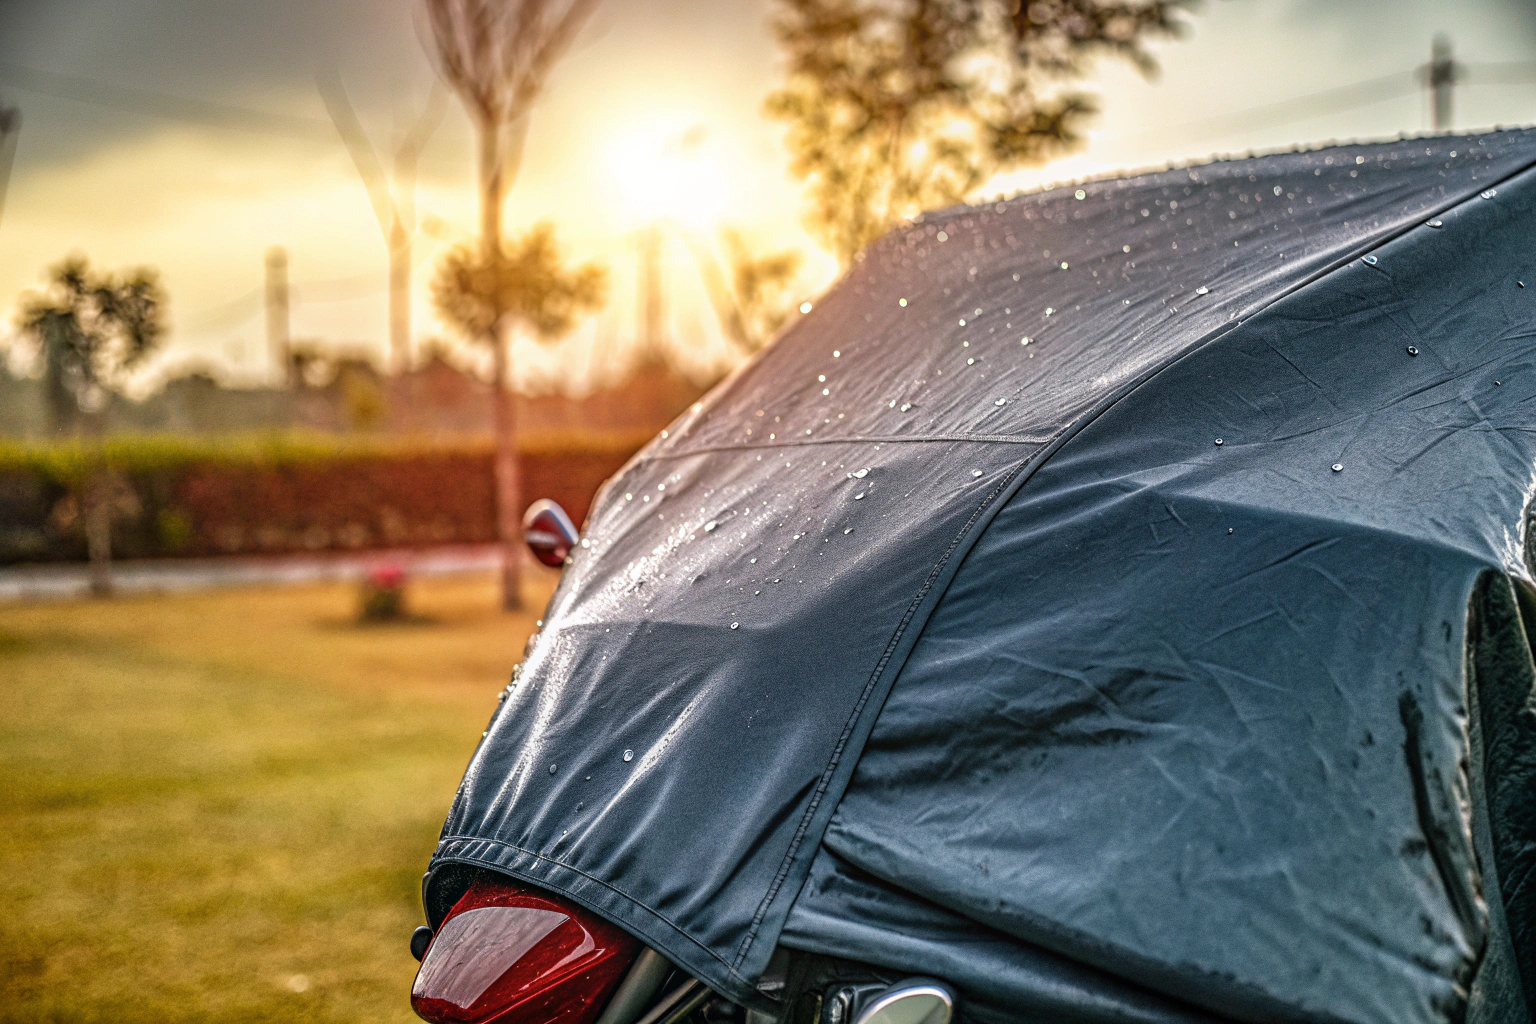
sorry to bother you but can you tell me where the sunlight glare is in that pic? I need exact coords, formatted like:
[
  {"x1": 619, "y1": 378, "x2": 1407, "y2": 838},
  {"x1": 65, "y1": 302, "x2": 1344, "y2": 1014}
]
[{"x1": 608, "y1": 118, "x2": 730, "y2": 229}]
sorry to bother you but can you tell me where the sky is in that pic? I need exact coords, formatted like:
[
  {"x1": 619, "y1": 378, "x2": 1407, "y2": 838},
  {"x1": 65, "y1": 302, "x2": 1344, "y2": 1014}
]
[{"x1": 2, "y1": 0, "x2": 1536, "y2": 395}]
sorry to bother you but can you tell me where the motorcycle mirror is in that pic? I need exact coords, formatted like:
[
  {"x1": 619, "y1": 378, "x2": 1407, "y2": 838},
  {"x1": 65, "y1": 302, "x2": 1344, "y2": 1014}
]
[
  {"x1": 851, "y1": 979, "x2": 954, "y2": 1024},
  {"x1": 523, "y1": 499, "x2": 579, "y2": 567}
]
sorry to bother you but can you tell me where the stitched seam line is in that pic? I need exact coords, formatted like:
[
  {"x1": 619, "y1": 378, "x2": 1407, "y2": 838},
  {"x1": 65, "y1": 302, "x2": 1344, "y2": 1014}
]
[
  {"x1": 641, "y1": 432, "x2": 1051, "y2": 461},
  {"x1": 730, "y1": 455, "x2": 1031, "y2": 970}
]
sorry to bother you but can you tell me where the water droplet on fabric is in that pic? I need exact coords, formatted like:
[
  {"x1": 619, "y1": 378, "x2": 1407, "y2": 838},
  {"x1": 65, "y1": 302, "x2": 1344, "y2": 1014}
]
[
  {"x1": 972, "y1": 469, "x2": 983, "y2": 478},
  {"x1": 705, "y1": 520, "x2": 718, "y2": 532},
  {"x1": 959, "y1": 318, "x2": 967, "y2": 326},
  {"x1": 898, "y1": 298, "x2": 908, "y2": 307},
  {"x1": 937, "y1": 231, "x2": 949, "y2": 241},
  {"x1": 1331, "y1": 463, "x2": 1344, "y2": 473},
  {"x1": 1122, "y1": 245, "x2": 1131, "y2": 253},
  {"x1": 623, "y1": 749, "x2": 634, "y2": 762},
  {"x1": 1196, "y1": 286, "x2": 1209, "y2": 295},
  {"x1": 995, "y1": 398, "x2": 1007, "y2": 406},
  {"x1": 1059, "y1": 262, "x2": 1069, "y2": 270},
  {"x1": 1355, "y1": 156, "x2": 1365, "y2": 165},
  {"x1": 843, "y1": 528, "x2": 852, "y2": 535},
  {"x1": 850, "y1": 468, "x2": 869, "y2": 478},
  {"x1": 549, "y1": 764, "x2": 558, "y2": 774},
  {"x1": 833, "y1": 349, "x2": 841, "y2": 357},
  {"x1": 1074, "y1": 189, "x2": 1086, "y2": 200},
  {"x1": 966, "y1": 357, "x2": 975, "y2": 365},
  {"x1": 1482, "y1": 189, "x2": 1498, "y2": 200},
  {"x1": 1214, "y1": 438, "x2": 1223, "y2": 446},
  {"x1": 730, "y1": 622, "x2": 740, "y2": 630},
  {"x1": 800, "y1": 301, "x2": 813, "y2": 314},
  {"x1": 1228, "y1": 528, "x2": 1234, "y2": 535},
  {"x1": 1012, "y1": 273, "x2": 1020, "y2": 281},
  {"x1": 818, "y1": 374, "x2": 826, "y2": 382},
  {"x1": 750, "y1": 557, "x2": 757, "y2": 563},
  {"x1": 1407, "y1": 346, "x2": 1419, "y2": 356},
  {"x1": 853, "y1": 492, "x2": 865, "y2": 500},
  {"x1": 1045, "y1": 307, "x2": 1054, "y2": 316},
  {"x1": 1362, "y1": 255, "x2": 1378, "y2": 266},
  {"x1": 899, "y1": 403, "x2": 912, "y2": 412},
  {"x1": 1426, "y1": 218, "x2": 1443, "y2": 228},
  {"x1": 1273, "y1": 185, "x2": 1283, "y2": 196}
]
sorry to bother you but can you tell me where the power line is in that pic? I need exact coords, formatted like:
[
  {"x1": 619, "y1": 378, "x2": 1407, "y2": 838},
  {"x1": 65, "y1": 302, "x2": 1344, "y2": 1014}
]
[
  {"x1": 1105, "y1": 59, "x2": 1536, "y2": 148},
  {"x1": 1109, "y1": 71, "x2": 1420, "y2": 145}
]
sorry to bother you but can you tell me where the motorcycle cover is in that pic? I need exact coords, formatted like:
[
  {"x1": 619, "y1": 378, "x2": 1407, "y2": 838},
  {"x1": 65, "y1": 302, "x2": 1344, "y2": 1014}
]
[{"x1": 430, "y1": 129, "x2": 1536, "y2": 1024}]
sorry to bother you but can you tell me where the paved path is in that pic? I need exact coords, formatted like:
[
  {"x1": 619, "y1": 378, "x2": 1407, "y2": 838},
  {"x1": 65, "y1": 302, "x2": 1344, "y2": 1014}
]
[{"x1": 0, "y1": 544, "x2": 504, "y2": 602}]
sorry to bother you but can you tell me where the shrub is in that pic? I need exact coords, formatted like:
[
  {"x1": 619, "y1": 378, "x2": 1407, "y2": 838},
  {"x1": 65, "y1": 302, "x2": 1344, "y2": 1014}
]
[{"x1": 0, "y1": 430, "x2": 649, "y2": 565}]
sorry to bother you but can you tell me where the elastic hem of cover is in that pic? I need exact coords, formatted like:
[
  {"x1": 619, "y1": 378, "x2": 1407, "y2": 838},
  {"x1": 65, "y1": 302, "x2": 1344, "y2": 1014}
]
[{"x1": 430, "y1": 837, "x2": 771, "y2": 1009}]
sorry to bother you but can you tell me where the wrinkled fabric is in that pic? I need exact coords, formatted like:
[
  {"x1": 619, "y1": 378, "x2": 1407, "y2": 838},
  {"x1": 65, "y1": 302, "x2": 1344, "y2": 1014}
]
[
  {"x1": 432, "y1": 129, "x2": 1536, "y2": 1019},
  {"x1": 792, "y1": 149, "x2": 1536, "y2": 1024}
]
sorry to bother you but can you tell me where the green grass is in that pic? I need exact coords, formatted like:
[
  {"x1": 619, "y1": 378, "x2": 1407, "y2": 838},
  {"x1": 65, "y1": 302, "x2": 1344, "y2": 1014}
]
[{"x1": 0, "y1": 570, "x2": 557, "y2": 1023}]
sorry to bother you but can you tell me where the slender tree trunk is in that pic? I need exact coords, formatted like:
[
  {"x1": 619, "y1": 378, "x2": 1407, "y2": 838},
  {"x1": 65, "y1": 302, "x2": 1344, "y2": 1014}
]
[
  {"x1": 480, "y1": 118, "x2": 522, "y2": 610},
  {"x1": 491, "y1": 331, "x2": 522, "y2": 610},
  {"x1": 388, "y1": 221, "x2": 411, "y2": 376},
  {"x1": 83, "y1": 419, "x2": 112, "y2": 598},
  {"x1": 85, "y1": 475, "x2": 113, "y2": 598}
]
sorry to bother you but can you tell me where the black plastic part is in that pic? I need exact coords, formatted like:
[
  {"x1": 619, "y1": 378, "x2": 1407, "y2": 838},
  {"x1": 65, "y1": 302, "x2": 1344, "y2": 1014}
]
[{"x1": 410, "y1": 925, "x2": 433, "y2": 963}]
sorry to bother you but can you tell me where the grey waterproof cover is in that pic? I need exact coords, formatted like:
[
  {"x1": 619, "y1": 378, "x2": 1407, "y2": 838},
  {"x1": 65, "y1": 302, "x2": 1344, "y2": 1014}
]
[{"x1": 431, "y1": 130, "x2": 1536, "y2": 1024}]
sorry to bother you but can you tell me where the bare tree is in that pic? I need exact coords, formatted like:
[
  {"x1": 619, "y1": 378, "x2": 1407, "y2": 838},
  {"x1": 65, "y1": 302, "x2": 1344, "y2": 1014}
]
[
  {"x1": 422, "y1": 0, "x2": 602, "y2": 609},
  {"x1": 317, "y1": 75, "x2": 446, "y2": 375}
]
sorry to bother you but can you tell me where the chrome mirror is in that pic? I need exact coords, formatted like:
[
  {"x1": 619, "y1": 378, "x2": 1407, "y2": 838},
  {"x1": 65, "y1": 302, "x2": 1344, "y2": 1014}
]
[
  {"x1": 522, "y1": 499, "x2": 579, "y2": 567},
  {"x1": 850, "y1": 979, "x2": 954, "y2": 1024}
]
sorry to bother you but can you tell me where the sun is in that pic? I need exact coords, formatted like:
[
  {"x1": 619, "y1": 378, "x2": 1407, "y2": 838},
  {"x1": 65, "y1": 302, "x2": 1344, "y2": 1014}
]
[{"x1": 606, "y1": 118, "x2": 730, "y2": 230}]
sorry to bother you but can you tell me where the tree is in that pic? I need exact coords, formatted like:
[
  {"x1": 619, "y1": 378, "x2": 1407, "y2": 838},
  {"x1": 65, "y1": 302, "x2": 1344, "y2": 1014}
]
[
  {"x1": 16, "y1": 256, "x2": 167, "y2": 595},
  {"x1": 767, "y1": 0, "x2": 1192, "y2": 264},
  {"x1": 687, "y1": 229, "x2": 805, "y2": 355},
  {"x1": 431, "y1": 225, "x2": 606, "y2": 596},
  {"x1": 422, "y1": 0, "x2": 602, "y2": 609}
]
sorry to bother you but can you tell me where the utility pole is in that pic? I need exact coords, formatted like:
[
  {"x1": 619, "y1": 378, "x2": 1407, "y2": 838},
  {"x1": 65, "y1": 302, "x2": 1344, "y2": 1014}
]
[
  {"x1": 639, "y1": 224, "x2": 665, "y2": 362},
  {"x1": 266, "y1": 247, "x2": 291, "y2": 386},
  {"x1": 0, "y1": 105, "x2": 19, "y2": 230},
  {"x1": 1429, "y1": 34, "x2": 1457, "y2": 131}
]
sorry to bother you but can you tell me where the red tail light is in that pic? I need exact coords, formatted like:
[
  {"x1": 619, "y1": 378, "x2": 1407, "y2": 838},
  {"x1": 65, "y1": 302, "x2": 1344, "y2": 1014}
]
[{"x1": 412, "y1": 875, "x2": 641, "y2": 1024}]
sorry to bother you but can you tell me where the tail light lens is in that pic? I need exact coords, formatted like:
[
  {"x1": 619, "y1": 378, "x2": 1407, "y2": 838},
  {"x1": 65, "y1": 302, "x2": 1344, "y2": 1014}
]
[{"x1": 412, "y1": 874, "x2": 641, "y2": 1024}]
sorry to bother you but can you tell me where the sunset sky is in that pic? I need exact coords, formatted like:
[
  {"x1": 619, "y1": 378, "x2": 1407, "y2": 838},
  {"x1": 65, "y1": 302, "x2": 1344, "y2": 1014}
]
[{"x1": 3, "y1": 0, "x2": 1536, "y2": 395}]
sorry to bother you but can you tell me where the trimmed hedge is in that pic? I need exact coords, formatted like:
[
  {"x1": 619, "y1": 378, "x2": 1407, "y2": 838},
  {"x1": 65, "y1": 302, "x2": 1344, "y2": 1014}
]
[{"x1": 0, "y1": 431, "x2": 650, "y2": 565}]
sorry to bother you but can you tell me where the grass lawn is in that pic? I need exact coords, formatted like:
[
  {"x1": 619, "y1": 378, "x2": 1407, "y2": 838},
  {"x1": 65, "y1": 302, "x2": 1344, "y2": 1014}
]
[{"x1": 0, "y1": 567, "x2": 557, "y2": 1023}]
